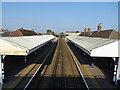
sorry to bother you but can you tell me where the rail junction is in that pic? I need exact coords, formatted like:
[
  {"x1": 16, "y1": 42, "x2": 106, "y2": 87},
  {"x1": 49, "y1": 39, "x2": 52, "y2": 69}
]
[{"x1": 0, "y1": 35, "x2": 119, "y2": 89}]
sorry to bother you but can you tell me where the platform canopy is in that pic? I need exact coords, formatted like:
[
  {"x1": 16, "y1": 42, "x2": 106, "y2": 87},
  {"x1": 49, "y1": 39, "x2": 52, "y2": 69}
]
[
  {"x1": 0, "y1": 35, "x2": 55, "y2": 56},
  {"x1": 67, "y1": 35, "x2": 119, "y2": 57}
]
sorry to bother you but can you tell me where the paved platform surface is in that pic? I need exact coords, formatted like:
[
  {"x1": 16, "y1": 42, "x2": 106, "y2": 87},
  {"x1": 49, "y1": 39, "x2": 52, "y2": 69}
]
[{"x1": 68, "y1": 41, "x2": 117, "y2": 89}]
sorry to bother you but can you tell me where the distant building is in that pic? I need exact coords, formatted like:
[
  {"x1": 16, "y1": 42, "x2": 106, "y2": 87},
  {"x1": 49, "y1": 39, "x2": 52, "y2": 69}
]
[
  {"x1": 65, "y1": 31, "x2": 81, "y2": 35},
  {"x1": 80, "y1": 29, "x2": 120, "y2": 39},
  {"x1": 80, "y1": 32, "x2": 93, "y2": 36},
  {"x1": 7, "y1": 28, "x2": 38, "y2": 37},
  {"x1": 91, "y1": 29, "x2": 120, "y2": 39},
  {"x1": 80, "y1": 27, "x2": 93, "y2": 36},
  {"x1": 90, "y1": 23, "x2": 120, "y2": 39},
  {"x1": 79, "y1": 24, "x2": 120, "y2": 39},
  {"x1": 0, "y1": 29, "x2": 10, "y2": 37}
]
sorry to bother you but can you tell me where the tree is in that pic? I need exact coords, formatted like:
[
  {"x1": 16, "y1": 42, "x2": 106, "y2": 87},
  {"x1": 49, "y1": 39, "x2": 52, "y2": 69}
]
[
  {"x1": 76, "y1": 31, "x2": 79, "y2": 33},
  {"x1": 47, "y1": 29, "x2": 52, "y2": 33},
  {"x1": 46, "y1": 29, "x2": 55, "y2": 35},
  {"x1": 60, "y1": 32, "x2": 64, "y2": 34}
]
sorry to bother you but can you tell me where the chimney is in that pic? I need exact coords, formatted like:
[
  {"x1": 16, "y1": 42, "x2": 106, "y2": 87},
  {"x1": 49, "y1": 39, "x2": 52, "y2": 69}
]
[
  {"x1": 97, "y1": 23, "x2": 102, "y2": 32},
  {"x1": 88, "y1": 27, "x2": 91, "y2": 32},
  {"x1": 84, "y1": 28, "x2": 87, "y2": 33}
]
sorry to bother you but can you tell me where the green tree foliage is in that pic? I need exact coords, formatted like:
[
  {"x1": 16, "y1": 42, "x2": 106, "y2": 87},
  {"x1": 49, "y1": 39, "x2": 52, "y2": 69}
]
[
  {"x1": 47, "y1": 29, "x2": 52, "y2": 33},
  {"x1": 76, "y1": 31, "x2": 79, "y2": 33},
  {"x1": 46, "y1": 29, "x2": 55, "y2": 35}
]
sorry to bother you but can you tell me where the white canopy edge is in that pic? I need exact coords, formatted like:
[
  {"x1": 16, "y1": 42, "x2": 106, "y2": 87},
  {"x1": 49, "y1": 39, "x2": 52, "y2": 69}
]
[
  {"x1": 67, "y1": 35, "x2": 119, "y2": 57},
  {"x1": 0, "y1": 35, "x2": 55, "y2": 55},
  {"x1": 91, "y1": 40, "x2": 119, "y2": 57}
]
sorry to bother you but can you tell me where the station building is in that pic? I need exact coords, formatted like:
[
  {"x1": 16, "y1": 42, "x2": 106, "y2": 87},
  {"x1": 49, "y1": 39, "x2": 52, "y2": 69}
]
[{"x1": 7, "y1": 28, "x2": 39, "y2": 37}]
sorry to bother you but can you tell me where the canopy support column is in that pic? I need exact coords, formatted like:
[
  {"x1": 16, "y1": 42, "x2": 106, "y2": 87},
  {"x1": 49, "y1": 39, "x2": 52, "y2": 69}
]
[
  {"x1": 113, "y1": 57, "x2": 119, "y2": 85},
  {"x1": 116, "y1": 57, "x2": 120, "y2": 85},
  {"x1": 24, "y1": 57, "x2": 27, "y2": 64},
  {"x1": 84, "y1": 52, "x2": 86, "y2": 56},
  {"x1": 34, "y1": 51, "x2": 37, "y2": 56},
  {"x1": 0, "y1": 55, "x2": 5, "y2": 84}
]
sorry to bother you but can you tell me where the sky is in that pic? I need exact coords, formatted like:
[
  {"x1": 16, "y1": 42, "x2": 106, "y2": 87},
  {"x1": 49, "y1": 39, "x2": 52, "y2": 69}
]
[
  {"x1": 1, "y1": 0, "x2": 120, "y2": 2},
  {"x1": 0, "y1": 2, "x2": 2, "y2": 28},
  {"x1": 2, "y1": 2, "x2": 118, "y2": 33}
]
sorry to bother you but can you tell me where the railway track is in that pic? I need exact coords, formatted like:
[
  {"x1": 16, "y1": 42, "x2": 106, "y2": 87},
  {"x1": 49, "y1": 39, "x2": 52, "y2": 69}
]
[
  {"x1": 26, "y1": 36, "x2": 89, "y2": 89},
  {"x1": 4, "y1": 40, "x2": 57, "y2": 89}
]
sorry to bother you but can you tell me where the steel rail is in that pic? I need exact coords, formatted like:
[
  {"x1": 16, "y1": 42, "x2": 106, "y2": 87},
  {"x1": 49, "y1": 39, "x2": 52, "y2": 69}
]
[
  {"x1": 63, "y1": 38, "x2": 79, "y2": 89},
  {"x1": 28, "y1": 41, "x2": 57, "y2": 88},
  {"x1": 6, "y1": 41, "x2": 54, "y2": 89},
  {"x1": 23, "y1": 42, "x2": 56, "y2": 89},
  {"x1": 50, "y1": 38, "x2": 61, "y2": 88},
  {"x1": 66, "y1": 40, "x2": 90, "y2": 90},
  {"x1": 61, "y1": 37, "x2": 67, "y2": 89}
]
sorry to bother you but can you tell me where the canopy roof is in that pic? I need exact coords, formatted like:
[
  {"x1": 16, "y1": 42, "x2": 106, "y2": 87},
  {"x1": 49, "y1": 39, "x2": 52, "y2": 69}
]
[
  {"x1": 67, "y1": 35, "x2": 119, "y2": 57},
  {"x1": 0, "y1": 35, "x2": 55, "y2": 55}
]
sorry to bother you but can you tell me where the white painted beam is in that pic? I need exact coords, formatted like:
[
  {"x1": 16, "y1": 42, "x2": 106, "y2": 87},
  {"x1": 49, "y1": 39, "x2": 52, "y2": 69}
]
[
  {"x1": 0, "y1": 55, "x2": 5, "y2": 84},
  {"x1": 116, "y1": 58, "x2": 120, "y2": 84}
]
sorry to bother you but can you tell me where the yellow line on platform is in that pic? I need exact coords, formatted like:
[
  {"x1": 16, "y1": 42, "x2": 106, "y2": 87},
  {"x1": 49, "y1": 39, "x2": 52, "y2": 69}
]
[
  {"x1": 82, "y1": 64, "x2": 101, "y2": 88},
  {"x1": 6, "y1": 64, "x2": 35, "y2": 89}
]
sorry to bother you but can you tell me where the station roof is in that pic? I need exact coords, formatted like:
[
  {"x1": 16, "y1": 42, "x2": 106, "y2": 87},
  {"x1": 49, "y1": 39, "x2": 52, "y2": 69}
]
[
  {"x1": 67, "y1": 35, "x2": 119, "y2": 57},
  {"x1": 91, "y1": 29, "x2": 120, "y2": 39},
  {"x1": 7, "y1": 28, "x2": 38, "y2": 37},
  {"x1": 0, "y1": 35, "x2": 55, "y2": 56},
  {"x1": 79, "y1": 29, "x2": 120, "y2": 39}
]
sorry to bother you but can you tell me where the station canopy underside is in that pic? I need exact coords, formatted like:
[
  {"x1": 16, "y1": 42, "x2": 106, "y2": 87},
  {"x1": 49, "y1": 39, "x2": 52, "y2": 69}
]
[
  {"x1": 0, "y1": 35, "x2": 55, "y2": 56},
  {"x1": 67, "y1": 35, "x2": 119, "y2": 57}
]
